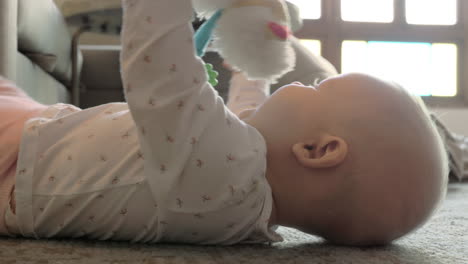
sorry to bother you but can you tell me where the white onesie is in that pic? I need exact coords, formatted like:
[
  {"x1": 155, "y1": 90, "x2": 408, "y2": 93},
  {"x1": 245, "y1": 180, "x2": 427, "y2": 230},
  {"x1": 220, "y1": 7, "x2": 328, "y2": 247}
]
[{"x1": 8, "y1": 0, "x2": 283, "y2": 245}]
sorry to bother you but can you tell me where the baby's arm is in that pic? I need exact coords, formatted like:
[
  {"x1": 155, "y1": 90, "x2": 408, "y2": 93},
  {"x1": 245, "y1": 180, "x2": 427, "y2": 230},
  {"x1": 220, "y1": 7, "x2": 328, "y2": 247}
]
[
  {"x1": 121, "y1": 0, "x2": 206, "y2": 114},
  {"x1": 120, "y1": 0, "x2": 215, "y2": 192},
  {"x1": 226, "y1": 71, "x2": 270, "y2": 120}
]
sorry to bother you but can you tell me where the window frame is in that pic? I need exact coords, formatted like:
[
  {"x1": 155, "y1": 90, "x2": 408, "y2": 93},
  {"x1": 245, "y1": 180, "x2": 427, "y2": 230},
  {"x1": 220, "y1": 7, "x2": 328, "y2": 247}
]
[{"x1": 293, "y1": 0, "x2": 467, "y2": 107}]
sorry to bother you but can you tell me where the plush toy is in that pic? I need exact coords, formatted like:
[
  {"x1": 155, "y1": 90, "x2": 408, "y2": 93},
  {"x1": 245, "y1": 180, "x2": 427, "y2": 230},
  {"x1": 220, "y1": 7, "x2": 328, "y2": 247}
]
[{"x1": 193, "y1": 0, "x2": 297, "y2": 84}]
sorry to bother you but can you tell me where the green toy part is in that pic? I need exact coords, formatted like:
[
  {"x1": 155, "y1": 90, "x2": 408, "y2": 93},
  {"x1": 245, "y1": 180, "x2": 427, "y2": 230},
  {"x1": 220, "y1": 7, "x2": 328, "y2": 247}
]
[{"x1": 205, "y1": 63, "x2": 219, "y2": 87}]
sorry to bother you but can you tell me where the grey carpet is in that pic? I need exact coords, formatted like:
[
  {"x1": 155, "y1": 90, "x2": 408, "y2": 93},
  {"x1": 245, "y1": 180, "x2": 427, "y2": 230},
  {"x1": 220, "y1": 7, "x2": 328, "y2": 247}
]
[{"x1": 1, "y1": 183, "x2": 467, "y2": 264}]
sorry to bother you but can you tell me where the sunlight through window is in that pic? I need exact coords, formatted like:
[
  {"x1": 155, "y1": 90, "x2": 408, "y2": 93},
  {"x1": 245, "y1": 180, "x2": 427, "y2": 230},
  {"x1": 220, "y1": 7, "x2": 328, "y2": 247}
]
[
  {"x1": 341, "y1": 0, "x2": 394, "y2": 23},
  {"x1": 406, "y1": 0, "x2": 457, "y2": 25},
  {"x1": 342, "y1": 41, "x2": 457, "y2": 97},
  {"x1": 287, "y1": 0, "x2": 321, "y2": 20},
  {"x1": 300, "y1": 39, "x2": 321, "y2": 56}
]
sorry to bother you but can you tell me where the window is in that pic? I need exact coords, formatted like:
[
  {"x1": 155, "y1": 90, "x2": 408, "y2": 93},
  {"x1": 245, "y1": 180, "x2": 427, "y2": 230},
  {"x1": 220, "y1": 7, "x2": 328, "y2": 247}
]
[
  {"x1": 300, "y1": 39, "x2": 322, "y2": 56},
  {"x1": 291, "y1": 0, "x2": 464, "y2": 104},
  {"x1": 406, "y1": 0, "x2": 457, "y2": 25},
  {"x1": 341, "y1": 0, "x2": 394, "y2": 23},
  {"x1": 287, "y1": 0, "x2": 321, "y2": 19},
  {"x1": 342, "y1": 41, "x2": 457, "y2": 96}
]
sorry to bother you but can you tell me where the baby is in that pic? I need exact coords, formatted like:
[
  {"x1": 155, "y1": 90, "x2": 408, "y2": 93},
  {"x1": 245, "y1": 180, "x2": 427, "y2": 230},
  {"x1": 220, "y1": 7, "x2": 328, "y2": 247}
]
[{"x1": 0, "y1": 0, "x2": 448, "y2": 246}]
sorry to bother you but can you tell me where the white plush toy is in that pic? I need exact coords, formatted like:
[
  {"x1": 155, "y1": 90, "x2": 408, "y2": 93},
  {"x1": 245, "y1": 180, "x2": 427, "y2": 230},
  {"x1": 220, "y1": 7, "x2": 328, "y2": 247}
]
[{"x1": 193, "y1": 0, "x2": 297, "y2": 83}]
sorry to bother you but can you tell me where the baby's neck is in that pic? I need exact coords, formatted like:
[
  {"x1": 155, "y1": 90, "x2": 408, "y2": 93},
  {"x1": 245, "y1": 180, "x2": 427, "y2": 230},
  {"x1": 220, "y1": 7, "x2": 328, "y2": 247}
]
[{"x1": 264, "y1": 162, "x2": 328, "y2": 237}]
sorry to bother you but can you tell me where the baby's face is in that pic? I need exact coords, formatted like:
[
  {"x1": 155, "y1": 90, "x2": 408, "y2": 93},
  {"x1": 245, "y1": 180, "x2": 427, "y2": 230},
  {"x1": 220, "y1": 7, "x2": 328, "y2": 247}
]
[
  {"x1": 243, "y1": 76, "x2": 339, "y2": 139},
  {"x1": 247, "y1": 73, "x2": 447, "y2": 245},
  {"x1": 246, "y1": 73, "x2": 381, "y2": 132}
]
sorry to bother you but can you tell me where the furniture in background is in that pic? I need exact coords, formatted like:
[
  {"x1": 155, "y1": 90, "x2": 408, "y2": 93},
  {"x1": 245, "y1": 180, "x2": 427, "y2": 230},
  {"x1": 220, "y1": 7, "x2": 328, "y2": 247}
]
[
  {"x1": 78, "y1": 45, "x2": 125, "y2": 108},
  {"x1": 0, "y1": 0, "x2": 83, "y2": 105},
  {"x1": 54, "y1": 0, "x2": 122, "y2": 106},
  {"x1": 78, "y1": 47, "x2": 231, "y2": 109}
]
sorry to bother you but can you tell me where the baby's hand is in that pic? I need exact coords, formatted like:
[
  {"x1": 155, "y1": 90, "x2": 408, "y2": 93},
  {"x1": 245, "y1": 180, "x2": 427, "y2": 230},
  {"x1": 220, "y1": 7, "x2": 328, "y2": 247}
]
[{"x1": 222, "y1": 61, "x2": 241, "y2": 74}]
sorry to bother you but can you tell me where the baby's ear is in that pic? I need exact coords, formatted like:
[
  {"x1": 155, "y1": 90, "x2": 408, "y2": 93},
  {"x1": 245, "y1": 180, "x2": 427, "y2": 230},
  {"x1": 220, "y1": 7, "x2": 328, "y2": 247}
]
[{"x1": 292, "y1": 134, "x2": 348, "y2": 169}]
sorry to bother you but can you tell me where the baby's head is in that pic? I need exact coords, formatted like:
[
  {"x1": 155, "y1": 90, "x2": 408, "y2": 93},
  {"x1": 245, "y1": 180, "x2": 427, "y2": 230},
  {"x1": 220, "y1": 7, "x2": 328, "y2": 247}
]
[{"x1": 246, "y1": 73, "x2": 448, "y2": 246}]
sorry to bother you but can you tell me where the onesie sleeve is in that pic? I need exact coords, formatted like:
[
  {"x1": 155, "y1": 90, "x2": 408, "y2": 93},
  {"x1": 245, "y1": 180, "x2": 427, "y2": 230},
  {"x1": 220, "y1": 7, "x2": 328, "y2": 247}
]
[
  {"x1": 121, "y1": 0, "x2": 207, "y2": 130},
  {"x1": 120, "y1": 0, "x2": 216, "y2": 186},
  {"x1": 226, "y1": 72, "x2": 271, "y2": 117}
]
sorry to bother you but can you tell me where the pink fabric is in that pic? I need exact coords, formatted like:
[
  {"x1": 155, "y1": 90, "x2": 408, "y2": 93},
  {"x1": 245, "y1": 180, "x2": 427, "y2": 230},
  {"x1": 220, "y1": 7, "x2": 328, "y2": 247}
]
[
  {"x1": 267, "y1": 22, "x2": 290, "y2": 40},
  {"x1": 0, "y1": 77, "x2": 47, "y2": 236}
]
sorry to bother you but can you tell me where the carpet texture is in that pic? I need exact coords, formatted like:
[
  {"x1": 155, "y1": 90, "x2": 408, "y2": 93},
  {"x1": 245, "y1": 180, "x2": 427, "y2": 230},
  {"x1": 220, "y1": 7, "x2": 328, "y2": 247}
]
[{"x1": 1, "y1": 183, "x2": 467, "y2": 264}]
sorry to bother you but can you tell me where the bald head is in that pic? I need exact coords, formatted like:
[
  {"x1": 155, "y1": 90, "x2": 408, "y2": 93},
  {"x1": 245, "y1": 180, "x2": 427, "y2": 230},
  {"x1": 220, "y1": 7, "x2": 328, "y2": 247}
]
[{"x1": 317, "y1": 73, "x2": 448, "y2": 245}]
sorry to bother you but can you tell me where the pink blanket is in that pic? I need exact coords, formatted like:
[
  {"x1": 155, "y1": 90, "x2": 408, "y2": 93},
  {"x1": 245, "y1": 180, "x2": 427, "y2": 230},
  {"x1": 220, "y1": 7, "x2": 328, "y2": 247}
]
[{"x1": 0, "y1": 77, "x2": 46, "y2": 236}]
